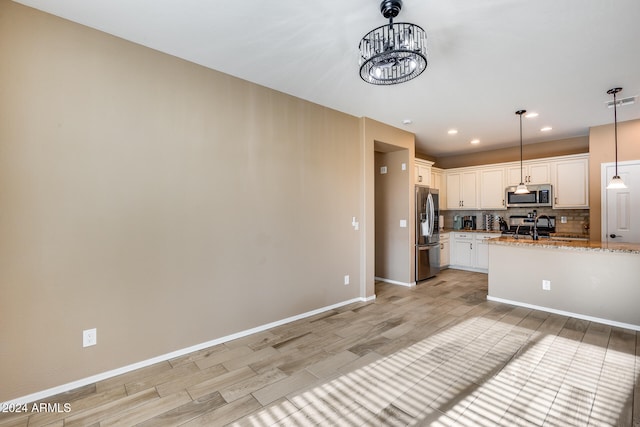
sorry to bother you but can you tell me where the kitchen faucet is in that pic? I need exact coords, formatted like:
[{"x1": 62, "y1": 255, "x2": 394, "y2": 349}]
[
  {"x1": 514, "y1": 224, "x2": 522, "y2": 240},
  {"x1": 532, "y1": 214, "x2": 552, "y2": 240}
]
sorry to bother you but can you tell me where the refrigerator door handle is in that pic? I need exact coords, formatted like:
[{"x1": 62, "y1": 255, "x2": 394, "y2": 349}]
[{"x1": 427, "y1": 192, "x2": 435, "y2": 238}]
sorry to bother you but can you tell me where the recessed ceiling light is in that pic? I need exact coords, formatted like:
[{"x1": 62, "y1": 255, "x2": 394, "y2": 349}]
[
  {"x1": 540, "y1": 126, "x2": 552, "y2": 132},
  {"x1": 525, "y1": 112, "x2": 539, "y2": 118},
  {"x1": 402, "y1": 119, "x2": 413, "y2": 125},
  {"x1": 470, "y1": 139, "x2": 480, "y2": 144},
  {"x1": 448, "y1": 129, "x2": 458, "y2": 135}
]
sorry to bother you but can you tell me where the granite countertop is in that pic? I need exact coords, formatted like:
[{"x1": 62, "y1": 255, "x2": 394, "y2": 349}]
[
  {"x1": 443, "y1": 229, "x2": 589, "y2": 239},
  {"x1": 442, "y1": 228, "x2": 502, "y2": 234},
  {"x1": 490, "y1": 236, "x2": 640, "y2": 254}
]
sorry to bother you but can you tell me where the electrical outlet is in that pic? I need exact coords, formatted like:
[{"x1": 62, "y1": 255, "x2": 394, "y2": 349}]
[
  {"x1": 344, "y1": 275, "x2": 350, "y2": 285},
  {"x1": 561, "y1": 216, "x2": 567, "y2": 224},
  {"x1": 542, "y1": 280, "x2": 551, "y2": 291},
  {"x1": 83, "y1": 328, "x2": 97, "y2": 347}
]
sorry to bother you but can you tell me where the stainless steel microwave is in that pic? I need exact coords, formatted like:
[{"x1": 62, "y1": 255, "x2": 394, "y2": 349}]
[{"x1": 505, "y1": 184, "x2": 552, "y2": 207}]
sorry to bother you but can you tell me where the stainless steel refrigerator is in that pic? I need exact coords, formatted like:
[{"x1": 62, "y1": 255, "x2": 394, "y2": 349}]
[{"x1": 416, "y1": 186, "x2": 440, "y2": 281}]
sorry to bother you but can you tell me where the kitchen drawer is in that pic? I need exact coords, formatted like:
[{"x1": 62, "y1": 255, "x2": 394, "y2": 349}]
[
  {"x1": 453, "y1": 233, "x2": 473, "y2": 240},
  {"x1": 475, "y1": 233, "x2": 499, "y2": 241}
]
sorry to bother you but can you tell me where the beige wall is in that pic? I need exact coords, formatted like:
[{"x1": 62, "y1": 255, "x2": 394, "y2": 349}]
[
  {"x1": 588, "y1": 118, "x2": 640, "y2": 241},
  {"x1": 430, "y1": 136, "x2": 588, "y2": 169},
  {"x1": 361, "y1": 118, "x2": 415, "y2": 294},
  {"x1": 375, "y1": 150, "x2": 412, "y2": 284},
  {"x1": 488, "y1": 244, "x2": 640, "y2": 328},
  {"x1": 0, "y1": 2, "x2": 367, "y2": 401}
]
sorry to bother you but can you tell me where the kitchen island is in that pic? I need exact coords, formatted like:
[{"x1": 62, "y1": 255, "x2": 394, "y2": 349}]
[{"x1": 488, "y1": 237, "x2": 640, "y2": 330}]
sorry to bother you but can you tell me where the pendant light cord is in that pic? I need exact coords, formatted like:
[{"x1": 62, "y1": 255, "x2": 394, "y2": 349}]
[
  {"x1": 613, "y1": 90, "x2": 619, "y2": 177},
  {"x1": 520, "y1": 113, "x2": 524, "y2": 184}
]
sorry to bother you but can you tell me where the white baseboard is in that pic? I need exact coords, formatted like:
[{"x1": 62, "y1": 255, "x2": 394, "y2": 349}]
[
  {"x1": 487, "y1": 296, "x2": 640, "y2": 332},
  {"x1": 374, "y1": 277, "x2": 415, "y2": 287},
  {"x1": 448, "y1": 265, "x2": 488, "y2": 274},
  {"x1": 3, "y1": 295, "x2": 370, "y2": 407}
]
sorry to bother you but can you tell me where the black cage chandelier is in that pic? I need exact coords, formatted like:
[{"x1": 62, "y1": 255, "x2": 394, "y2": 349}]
[{"x1": 359, "y1": 0, "x2": 427, "y2": 85}]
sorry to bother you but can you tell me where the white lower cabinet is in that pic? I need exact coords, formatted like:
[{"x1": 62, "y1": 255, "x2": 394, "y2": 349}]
[
  {"x1": 474, "y1": 234, "x2": 495, "y2": 270},
  {"x1": 439, "y1": 233, "x2": 450, "y2": 268},
  {"x1": 452, "y1": 233, "x2": 474, "y2": 267},
  {"x1": 450, "y1": 232, "x2": 498, "y2": 273}
]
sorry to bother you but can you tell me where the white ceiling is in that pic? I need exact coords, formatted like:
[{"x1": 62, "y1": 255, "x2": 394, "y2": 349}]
[{"x1": 14, "y1": 0, "x2": 640, "y2": 157}]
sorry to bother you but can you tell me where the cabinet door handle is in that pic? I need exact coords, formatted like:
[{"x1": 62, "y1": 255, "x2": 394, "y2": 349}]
[
  {"x1": 470, "y1": 243, "x2": 473, "y2": 250},
  {"x1": 502, "y1": 199, "x2": 505, "y2": 206},
  {"x1": 441, "y1": 243, "x2": 444, "y2": 249},
  {"x1": 418, "y1": 175, "x2": 422, "y2": 182}
]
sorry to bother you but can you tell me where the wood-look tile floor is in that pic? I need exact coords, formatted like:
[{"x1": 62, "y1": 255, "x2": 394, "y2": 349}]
[{"x1": 2, "y1": 269, "x2": 638, "y2": 426}]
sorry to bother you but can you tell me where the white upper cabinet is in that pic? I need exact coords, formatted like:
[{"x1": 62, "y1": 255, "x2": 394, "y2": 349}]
[
  {"x1": 528, "y1": 162, "x2": 552, "y2": 185},
  {"x1": 553, "y1": 155, "x2": 589, "y2": 208},
  {"x1": 446, "y1": 173, "x2": 461, "y2": 209},
  {"x1": 430, "y1": 167, "x2": 443, "y2": 190},
  {"x1": 479, "y1": 167, "x2": 506, "y2": 209},
  {"x1": 446, "y1": 170, "x2": 478, "y2": 209},
  {"x1": 431, "y1": 167, "x2": 446, "y2": 208},
  {"x1": 414, "y1": 159, "x2": 433, "y2": 186},
  {"x1": 506, "y1": 162, "x2": 551, "y2": 186},
  {"x1": 442, "y1": 154, "x2": 588, "y2": 210}
]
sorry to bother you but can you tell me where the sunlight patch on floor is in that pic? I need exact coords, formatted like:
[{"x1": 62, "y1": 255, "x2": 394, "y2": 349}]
[{"x1": 230, "y1": 316, "x2": 638, "y2": 426}]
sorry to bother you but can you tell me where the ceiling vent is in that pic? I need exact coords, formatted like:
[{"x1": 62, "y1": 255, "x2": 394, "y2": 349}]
[{"x1": 606, "y1": 96, "x2": 636, "y2": 108}]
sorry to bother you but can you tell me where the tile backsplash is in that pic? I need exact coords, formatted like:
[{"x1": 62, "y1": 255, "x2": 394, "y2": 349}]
[{"x1": 442, "y1": 208, "x2": 590, "y2": 236}]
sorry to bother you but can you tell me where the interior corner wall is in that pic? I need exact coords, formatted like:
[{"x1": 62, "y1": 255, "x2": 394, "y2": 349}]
[
  {"x1": 0, "y1": 2, "x2": 363, "y2": 402},
  {"x1": 375, "y1": 150, "x2": 411, "y2": 284},
  {"x1": 361, "y1": 118, "x2": 416, "y2": 292},
  {"x1": 588, "y1": 118, "x2": 640, "y2": 242}
]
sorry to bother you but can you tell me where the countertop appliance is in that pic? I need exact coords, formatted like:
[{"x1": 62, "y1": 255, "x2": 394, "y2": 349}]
[
  {"x1": 462, "y1": 215, "x2": 476, "y2": 230},
  {"x1": 416, "y1": 186, "x2": 440, "y2": 281},
  {"x1": 501, "y1": 214, "x2": 556, "y2": 237},
  {"x1": 453, "y1": 215, "x2": 462, "y2": 230},
  {"x1": 505, "y1": 184, "x2": 552, "y2": 208}
]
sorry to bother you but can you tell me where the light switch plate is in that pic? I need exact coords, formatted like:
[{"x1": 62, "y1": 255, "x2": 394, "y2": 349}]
[
  {"x1": 83, "y1": 328, "x2": 97, "y2": 347},
  {"x1": 400, "y1": 219, "x2": 407, "y2": 228},
  {"x1": 380, "y1": 166, "x2": 388, "y2": 174}
]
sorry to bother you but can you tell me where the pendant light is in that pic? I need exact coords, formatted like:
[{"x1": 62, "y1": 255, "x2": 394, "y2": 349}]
[
  {"x1": 606, "y1": 87, "x2": 627, "y2": 189},
  {"x1": 514, "y1": 110, "x2": 530, "y2": 194}
]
